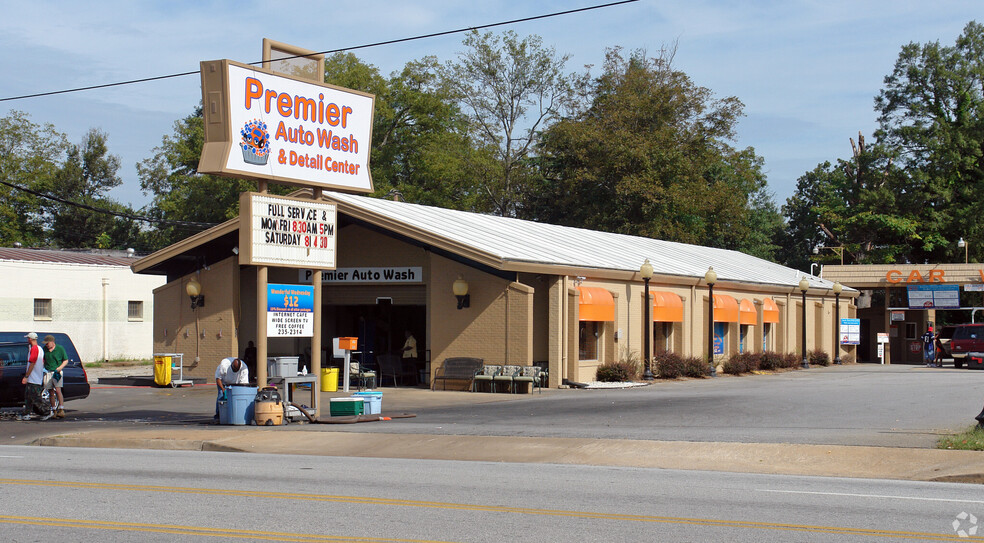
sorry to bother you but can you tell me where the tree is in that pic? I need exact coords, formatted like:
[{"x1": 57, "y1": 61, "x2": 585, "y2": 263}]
[
  {"x1": 43, "y1": 129, "x2": 137, "y2": 248},
  {"x1": 529, "y1": 47, "x2": 776, "y2": 252},
  {"x1": 779, "y1": 134, "x2": 919, "y2": 269},
  {"x1": 137, "y1": 107, "x2": 276, "y2": 249},
  {"x1": 874, "y1": 20, "x2": 984, "y2": 262},
  {"x1": 324, "y1": 53, "x2": 491, "y2": 211},
  {"x1": 440, "y1": 31, "x2": 579, "y2": 216},
  {"x1": 0, "y1": 110, "x2": 67, "y2": 246}
]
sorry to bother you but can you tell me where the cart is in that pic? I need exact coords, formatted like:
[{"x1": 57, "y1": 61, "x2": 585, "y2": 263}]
[{"x1": 153, "y1": 353, "x2": 193, "y2": 387}]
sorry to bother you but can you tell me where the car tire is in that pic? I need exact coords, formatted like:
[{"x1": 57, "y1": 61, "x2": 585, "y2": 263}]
[{"x1": 955, "y1": 359, "x2": 963, "y2": 368}]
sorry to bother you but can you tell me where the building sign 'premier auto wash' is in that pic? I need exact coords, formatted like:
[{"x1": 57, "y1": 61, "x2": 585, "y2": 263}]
[
  {"x1": 299, "y1": 267, "x2": 423, "y2": 284},
  {"x1": 240, "y1": 192, "x2": 336, "y2": 269},
  {"x1": 198, "y1": 59, "x2": 374, "y2": 193}
]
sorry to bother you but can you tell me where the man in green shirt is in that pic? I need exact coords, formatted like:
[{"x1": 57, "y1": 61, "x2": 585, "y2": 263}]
[{"x1": 43, "y1": 335, "x2": 69, "y2": 419}]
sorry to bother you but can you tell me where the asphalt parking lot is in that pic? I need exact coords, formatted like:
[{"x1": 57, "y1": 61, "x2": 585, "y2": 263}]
[{"x1": 3, "y1": 363, "x2": 982, "y2": 449}]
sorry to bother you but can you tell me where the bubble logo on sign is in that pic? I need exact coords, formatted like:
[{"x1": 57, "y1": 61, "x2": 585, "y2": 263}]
[{"x1": 240, "y1": 119, "x2": 271, "y2": 165}]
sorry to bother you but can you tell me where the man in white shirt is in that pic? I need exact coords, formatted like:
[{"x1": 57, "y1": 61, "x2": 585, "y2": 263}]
[
  {"x1": 18, "y1": 332, "x2": 50, "y2": 421},
  {"x1": 214, "y1": 357, "x2": 249, "y2": 422}
]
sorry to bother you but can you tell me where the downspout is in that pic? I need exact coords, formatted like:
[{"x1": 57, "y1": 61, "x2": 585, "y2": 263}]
[
  {"x1": 561, "y1": 275, "x2": 569, "y2": 385},
  {"x1": 101, "y1": 278, "x2": 109, "y2": 362}
]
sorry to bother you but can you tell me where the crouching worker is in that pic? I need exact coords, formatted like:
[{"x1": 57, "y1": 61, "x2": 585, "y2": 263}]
[{"x1": 214, "y1": 357, "x2": 249, "y2": 423}]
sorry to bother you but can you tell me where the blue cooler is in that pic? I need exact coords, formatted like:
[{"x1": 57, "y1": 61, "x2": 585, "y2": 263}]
[
  {"x1": 225, "y1": 386, "x2": 258, "y2": 425},
  {"x1": 353, "y1": 391, "x2": 382, "y2": 414}
]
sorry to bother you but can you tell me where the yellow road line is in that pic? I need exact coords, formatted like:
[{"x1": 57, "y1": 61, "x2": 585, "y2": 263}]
[
  {"x1": 1, "y1": 479, "x2": 978, "y2": 541},
  {"x1": 0, "y1": 515, "x2": 445, "y2": 543}
]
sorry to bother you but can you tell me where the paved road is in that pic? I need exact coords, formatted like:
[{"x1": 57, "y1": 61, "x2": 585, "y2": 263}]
[
  {"x1": 4, "y1": 364, "x2": 982, "y2": 448},
  {"x1": 1, "y1": 446, "x2": 981, "y2": 542}
]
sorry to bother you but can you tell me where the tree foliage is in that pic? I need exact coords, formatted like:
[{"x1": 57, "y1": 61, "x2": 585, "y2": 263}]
[
  {"x1": 0, "y1": 110, "x2": 67, "y2": 246},
  {"x1": 440, "y1": 31, "x2": 579, "y2": 216},
  {"x1": 783, "y1": 20, "x2": 983, "y2": 268},
  {"x1": 528, "y1": 47, "x2": 778, "y2": 254}
]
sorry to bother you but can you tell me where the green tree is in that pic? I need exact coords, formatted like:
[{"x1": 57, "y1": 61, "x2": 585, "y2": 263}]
[
  {"x1": 0, "y1": 110, "x2": 67, "y2": 246},
  {"x1": 324, "y1": 53, "x2": 491, "y2": 210},
  {"x1": 874, "y1": 20, "x2": 984, "y2": 262},
  {"x1": 45, "y1": 129, "x2": 140, "y2": 248},
  {"x1": 138, "y1": 107, "x2": 276, "y2": 249},
  {"x1": 779, "y1": 134, "x2": 919, "y2": 269},
  {"x1": 440, "y1": 31, "x2": 579, "y2": 216},
  {"x1": 530, "y1": 47, "x2": 775, "y2": 252}
]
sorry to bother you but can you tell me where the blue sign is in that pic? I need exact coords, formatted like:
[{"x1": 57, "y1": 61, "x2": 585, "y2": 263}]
[
  {"x1": 840, "y1": 318, "x2": 860, "y2": 345},
  {"x1": 268, "y1": 283, "x2": 314, "y2": 312},
  {"x1": 906, "y1": 284, "x2": 960, "y2": 309},
  {"x1": 713, "y1": 322, "x2": 726, "y2": 355}
]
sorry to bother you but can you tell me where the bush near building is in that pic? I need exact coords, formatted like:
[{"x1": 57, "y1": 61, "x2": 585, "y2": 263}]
[
  {"x1": 596, "y1": 360, "x2": 639, "y2": 382},
  {"x1": 808, "y1": 349, "x2": 831, "y2": 366}
]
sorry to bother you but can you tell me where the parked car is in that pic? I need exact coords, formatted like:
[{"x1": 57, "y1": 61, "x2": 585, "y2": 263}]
[
  {"x1": 947, "y1": 323, "x2": 984, "y2": 368},
  {"x1": 0, "y1": 332, "x2": 90, "y2": 408}
]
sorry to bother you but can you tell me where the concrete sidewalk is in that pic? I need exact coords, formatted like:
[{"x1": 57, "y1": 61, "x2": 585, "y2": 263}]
[
  {"x1": 23, "y1": 363, "x2": 984, "y2": 484},
  {"x1": 34, "y1": 425, "x2": 984, "y2": 484}
]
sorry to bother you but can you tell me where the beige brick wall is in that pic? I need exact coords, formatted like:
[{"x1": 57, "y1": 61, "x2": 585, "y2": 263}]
[{"x1": 153, "y1": 257, "x2": 239, "y2": 380}]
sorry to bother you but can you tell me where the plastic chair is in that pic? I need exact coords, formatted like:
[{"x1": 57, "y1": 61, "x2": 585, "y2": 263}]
[{"x1": 472, "y1": 364, "x2": 501, "y2": 392}]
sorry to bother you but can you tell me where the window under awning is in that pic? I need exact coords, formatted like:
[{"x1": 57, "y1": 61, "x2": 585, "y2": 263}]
[
  {"x1": 712, "y1": 294, "x2": 740, "y2": 323},
  {"x1": 650, "y1": 291, "x2": 683, "y2": 322},
  {"x1": 762, "y1": 298, "x2": 780, "y2": 323},
  {"x1": 578, "y1": 286, "x2": 615, "y2": 322},
  {"x1": 739, "y1": 299, "x2": 757, "y2": 325}
]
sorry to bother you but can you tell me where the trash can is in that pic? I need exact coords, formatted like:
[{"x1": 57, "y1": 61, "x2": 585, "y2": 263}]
[
  {"x1": 153, "y1": 356, "x2": 172, "y2": 387},
  {"x1": 321, "y1": 367, "x2": 339, "y2": 392},
  {"x1": 225, "y1": 385, "x2": 257, "y2": 425}
]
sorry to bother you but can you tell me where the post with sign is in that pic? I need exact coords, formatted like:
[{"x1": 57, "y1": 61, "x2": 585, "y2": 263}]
[{"x1": 877, "y1": 332, "x2": 889, "y2": 364}]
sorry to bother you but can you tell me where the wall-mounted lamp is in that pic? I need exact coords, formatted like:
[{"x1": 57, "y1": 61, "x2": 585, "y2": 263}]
[
  {"x1": 186, "y1": 277, "x2": 205, "y2": 310},
  {"x1": 232, "y1": 246, "x2": 239, "y2": 255},
  {"x1": 452, "y1": 275, "x2": 470, "y2": 310}
]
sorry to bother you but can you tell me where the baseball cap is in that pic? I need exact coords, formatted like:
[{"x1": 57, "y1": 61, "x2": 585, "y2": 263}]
[
  {"x1": 24, "y1": 332, "x2": 38, "y2": 339},
  {"x1": 43, "y1": 335, "x2": 55, "y2": 343}
]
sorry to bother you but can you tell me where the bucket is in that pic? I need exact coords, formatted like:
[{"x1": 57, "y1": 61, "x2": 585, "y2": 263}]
[
  {"x1": 254, "y1": 400, "x2": 283, "y2": 426},
  {"x1": 353, "y1": 391, "x2": 382, "y2": 414},
  {"x1": 321, "y1": 367, "x2": 339, "y2": 392},
  {"x1": 225, "y1": 385, "x2": 257, "y2": 425}
]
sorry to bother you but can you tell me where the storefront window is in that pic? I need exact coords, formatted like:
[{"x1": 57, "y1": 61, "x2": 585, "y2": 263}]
[
  {"x1": 739, "y1": 325, "x2": 748, "y2": 353},
  {"x1": 579, "y1": 321, "x2": 599, "y2": 360},
  {"x1": 713, "y1": 322, "x2": 727, "y2": 355},
  {"x1": 763, "y1": 323, "x2": 772, "y2": 351}
]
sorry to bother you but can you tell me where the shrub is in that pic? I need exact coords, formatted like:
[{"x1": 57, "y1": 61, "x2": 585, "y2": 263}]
[
  {"x1": 759, "y1": 351, "x2": 784, "y2": 371},
  {"x1": 596, "y1": 355, "x2": 640, "y2": 382},
  {"x1": 841, "y1": 354, "x2": 855, "y2": 364},
  {"x1": 683, "y1": 356, "x2": 709, "y2": 378},
  {"x1": 723, "y1": 352, "x2": 761, "y2": 375},
  {"x1": 654, "y1": 351, "x2": 685, "y2": 379},
  {"x1": 781, "y1": 352, "x2": 800, "y2": 369},
  {"x1": 808, "y1": 349, "x2": 830, "y2": 367}
]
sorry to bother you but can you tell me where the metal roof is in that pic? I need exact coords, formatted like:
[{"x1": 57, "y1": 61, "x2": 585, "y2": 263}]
[
  {"x1": 325, "y1": 192, "x2": 845, "y2": 291},
  {"x1": 0, "y1": 248, "x2": 136, "y2": 267}
]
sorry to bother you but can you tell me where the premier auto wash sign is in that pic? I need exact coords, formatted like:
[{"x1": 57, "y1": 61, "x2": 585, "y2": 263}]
[
  {"x1": 240, "y1": 192, "x2": 336, "y2": 269},
  {"x1": 267, "y1": 283, "x2": 313, "y2": 337},
  {"x1": 299, "y1": 267, "x2": 423, "y2": 284},
  {"x1": 198, "y1": 59, "x2": 374, "y2": 192}
]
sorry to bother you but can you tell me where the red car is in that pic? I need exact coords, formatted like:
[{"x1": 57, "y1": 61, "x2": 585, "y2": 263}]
[{"x1": 949, "y1": 324, "x2": 984, "y2": 368}]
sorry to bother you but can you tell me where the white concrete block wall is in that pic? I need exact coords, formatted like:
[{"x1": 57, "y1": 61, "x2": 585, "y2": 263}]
[{"x1": 0, "y1": 260, "x2": 165, "y2": 362}]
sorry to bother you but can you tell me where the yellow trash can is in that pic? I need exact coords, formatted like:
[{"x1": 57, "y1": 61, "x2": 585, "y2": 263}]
[
  {"x1": 153, "y1": 356, "x2": 172, "y2": 387},
  {"x1": 321, "y1": 367, "x2": 339, "y2": 392}
]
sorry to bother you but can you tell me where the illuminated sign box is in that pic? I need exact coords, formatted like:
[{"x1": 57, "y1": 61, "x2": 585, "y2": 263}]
[
  {"x1": 240, "y1": 192, "x2": 337, "y2": 269},
  {"x1": 199, "y1": 59, "x2": 374, "y2": 193}
]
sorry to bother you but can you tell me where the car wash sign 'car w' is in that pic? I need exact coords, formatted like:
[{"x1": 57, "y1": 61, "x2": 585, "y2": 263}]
[{"x1": 198, "y1": 59, "x2": 374, "y2": 193}]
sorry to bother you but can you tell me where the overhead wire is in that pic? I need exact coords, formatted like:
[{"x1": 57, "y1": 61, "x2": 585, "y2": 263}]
[
  {"x1": 0, "y1": 0, "x2": 638, "y2": 102},
  {"x1": 0, "y1": 0, "x2": 639, "y2": 228}
]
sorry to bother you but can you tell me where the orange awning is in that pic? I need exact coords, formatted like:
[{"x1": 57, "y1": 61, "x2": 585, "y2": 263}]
[
  {"x1": 739, "y1": 299, "x2": 756, "y2": 325},
  {"x1": 712, "y1": 294, "x2": 740, "y2": 323},
  {"x1": 762, "y1": 298, "x2": 780, "y2": 324},
  {"x1": 650, "y1": 291, "x2": 683, "y2": 322},
  {"x1": 578, "y1": 286, "x2": 615, "y2": 322}
]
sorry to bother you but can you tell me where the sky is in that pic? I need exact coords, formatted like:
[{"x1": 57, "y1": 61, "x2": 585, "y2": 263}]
[{"x1": 0, "y1": 1, "x2": 977, "y2": 211}]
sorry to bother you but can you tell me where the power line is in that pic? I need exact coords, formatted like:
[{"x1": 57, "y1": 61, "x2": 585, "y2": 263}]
[
  {"x1": 0, "y1": 0, "x2": 638, "y2": 103},
  {"x1": 0, "y1": 179, "x2": 216, "y2": 231}
]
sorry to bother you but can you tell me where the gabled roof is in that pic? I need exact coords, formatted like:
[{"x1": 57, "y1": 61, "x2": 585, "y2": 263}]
[
  {"x1": 0, "y1": 247, "x2": 136, "y2": 267},
  {"x1": 324, "y1": 191, "x2": 844, "y2": 291},
  {"x1": 133, "y1": 189, "x2": 847, "y2": 292}
]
